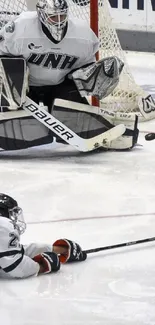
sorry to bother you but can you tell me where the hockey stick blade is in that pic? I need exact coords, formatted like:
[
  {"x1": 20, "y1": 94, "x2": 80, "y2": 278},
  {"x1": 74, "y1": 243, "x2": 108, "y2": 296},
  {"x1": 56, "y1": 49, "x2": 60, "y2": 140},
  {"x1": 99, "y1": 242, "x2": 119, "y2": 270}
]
[
  {"x1": 84, "y1": 236, "x2": 155, "y2": 254},
  {"x1": 23, "y1": 96, "x2": 125, "y2": 152}
]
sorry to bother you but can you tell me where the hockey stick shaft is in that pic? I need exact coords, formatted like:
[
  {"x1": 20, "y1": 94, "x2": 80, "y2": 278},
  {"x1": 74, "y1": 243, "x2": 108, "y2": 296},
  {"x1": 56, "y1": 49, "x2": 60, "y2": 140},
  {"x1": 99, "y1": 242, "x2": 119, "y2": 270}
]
[
  {"x1": 84, "y1": 236, "x2": 155, "y2": 254},
  {"x1": 22, "y1": 96, "x2": 125, "y2": 152}
]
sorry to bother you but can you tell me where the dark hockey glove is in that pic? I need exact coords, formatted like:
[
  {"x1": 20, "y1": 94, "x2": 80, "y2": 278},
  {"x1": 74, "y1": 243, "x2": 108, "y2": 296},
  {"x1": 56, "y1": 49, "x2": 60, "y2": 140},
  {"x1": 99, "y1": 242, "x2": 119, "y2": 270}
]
[
  {"x1": 53, "y1": 239, "x2": 87, "y2": 264},
  {"x1": 33, "y1": 252, "x2": 60, "y2": 274}
]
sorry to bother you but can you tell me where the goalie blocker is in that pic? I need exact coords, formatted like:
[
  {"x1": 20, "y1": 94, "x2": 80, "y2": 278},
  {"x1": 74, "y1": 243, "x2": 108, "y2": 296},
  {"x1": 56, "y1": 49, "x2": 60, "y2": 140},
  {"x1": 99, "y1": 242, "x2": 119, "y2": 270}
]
[
  {"x1": 0, "y1": 57, "x2": 138, "y2": 151},
  {"x1": 0, "y1": 57, "x2": 28, "y2": 110}
]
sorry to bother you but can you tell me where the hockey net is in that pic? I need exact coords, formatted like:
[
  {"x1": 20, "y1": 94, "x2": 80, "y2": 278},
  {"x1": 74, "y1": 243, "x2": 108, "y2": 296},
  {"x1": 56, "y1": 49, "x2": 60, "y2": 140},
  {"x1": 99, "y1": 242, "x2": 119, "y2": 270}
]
[{"x1": 0, "y1": 0, "x2": 153, "y2": 121}]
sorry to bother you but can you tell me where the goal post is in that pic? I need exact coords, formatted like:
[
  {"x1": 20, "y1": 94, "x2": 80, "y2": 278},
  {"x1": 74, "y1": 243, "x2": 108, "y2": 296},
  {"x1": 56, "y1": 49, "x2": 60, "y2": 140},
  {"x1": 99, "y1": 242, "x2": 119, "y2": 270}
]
[
  {"x1": 0, "y1": 0, "x2": 154, "y2": 121},
  {"x1": 90, "y1": 0, "x2": 99, "y2": 107}
]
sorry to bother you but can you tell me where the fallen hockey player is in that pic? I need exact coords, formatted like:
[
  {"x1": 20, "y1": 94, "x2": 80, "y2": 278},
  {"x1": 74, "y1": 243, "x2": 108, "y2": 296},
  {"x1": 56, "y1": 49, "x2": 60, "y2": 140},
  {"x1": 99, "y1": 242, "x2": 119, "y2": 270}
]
[{"x1": 0, "y1": 193, "x2": 87, "y2": 279}]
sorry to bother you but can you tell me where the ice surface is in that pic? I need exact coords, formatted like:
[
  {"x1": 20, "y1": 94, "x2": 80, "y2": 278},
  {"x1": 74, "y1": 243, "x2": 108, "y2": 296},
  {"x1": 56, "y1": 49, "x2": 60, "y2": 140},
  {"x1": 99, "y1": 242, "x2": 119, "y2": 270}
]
[{"x1": 0, "y1": 52, "x2": 155, "y2": 325}]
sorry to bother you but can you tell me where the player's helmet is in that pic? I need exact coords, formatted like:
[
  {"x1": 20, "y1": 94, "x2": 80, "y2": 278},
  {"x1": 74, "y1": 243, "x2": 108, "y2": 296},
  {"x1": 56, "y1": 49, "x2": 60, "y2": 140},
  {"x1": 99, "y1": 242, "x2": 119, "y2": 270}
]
[
  {"x1": 36, "y1": 0, "x2": 68, "y2": 42},
  {"x1": 0, "y1": 193, "x2": 26, "y2": 234}
]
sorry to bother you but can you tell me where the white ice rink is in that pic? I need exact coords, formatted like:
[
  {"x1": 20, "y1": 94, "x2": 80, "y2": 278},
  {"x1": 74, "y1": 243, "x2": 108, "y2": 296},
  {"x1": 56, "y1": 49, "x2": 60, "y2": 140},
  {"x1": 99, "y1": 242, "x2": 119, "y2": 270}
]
[{"x1": 0, "y1": 51, "x2": 155, "y2": 325}]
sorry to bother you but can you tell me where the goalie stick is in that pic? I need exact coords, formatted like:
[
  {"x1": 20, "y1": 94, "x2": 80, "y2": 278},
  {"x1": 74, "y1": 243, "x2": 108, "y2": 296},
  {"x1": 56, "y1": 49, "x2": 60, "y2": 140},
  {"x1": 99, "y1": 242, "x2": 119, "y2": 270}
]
[
  {"x1": 22, "y1": 96, "x2": 125, "y2": 152},
  {"x1": 84, "y1": 235, "x2": 155, "y2": 255}
]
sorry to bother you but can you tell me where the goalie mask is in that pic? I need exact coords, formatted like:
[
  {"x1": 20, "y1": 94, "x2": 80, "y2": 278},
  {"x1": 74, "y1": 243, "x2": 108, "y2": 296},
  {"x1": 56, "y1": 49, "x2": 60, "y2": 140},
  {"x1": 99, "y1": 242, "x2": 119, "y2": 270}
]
[
  {"x1": 0, "y1": 193, "x2": 26, "y2": 235},
  {"x1": 36, "y1": 0, "x2": 68, "y2": 42}
]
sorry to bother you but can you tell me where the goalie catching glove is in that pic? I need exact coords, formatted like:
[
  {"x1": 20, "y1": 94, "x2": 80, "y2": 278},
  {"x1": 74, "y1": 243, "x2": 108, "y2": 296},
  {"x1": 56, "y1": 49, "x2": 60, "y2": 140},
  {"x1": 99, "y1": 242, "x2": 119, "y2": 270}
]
[
  {"x1": 53, "y1": 239, "x2": 87, "y2": 263},
  {"x1": 33, "y1": 251, "x2": 60, "y2": 274},
  {"x1": 72, "y1": 56, "x2": 124, "y2": 100}
]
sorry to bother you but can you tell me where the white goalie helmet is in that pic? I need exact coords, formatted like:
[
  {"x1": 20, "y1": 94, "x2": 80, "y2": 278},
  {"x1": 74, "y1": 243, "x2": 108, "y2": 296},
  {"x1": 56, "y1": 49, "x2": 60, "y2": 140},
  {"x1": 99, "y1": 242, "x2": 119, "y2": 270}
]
[{"x1": 36, "y1": 0, "x2": 69, "y2": 42}]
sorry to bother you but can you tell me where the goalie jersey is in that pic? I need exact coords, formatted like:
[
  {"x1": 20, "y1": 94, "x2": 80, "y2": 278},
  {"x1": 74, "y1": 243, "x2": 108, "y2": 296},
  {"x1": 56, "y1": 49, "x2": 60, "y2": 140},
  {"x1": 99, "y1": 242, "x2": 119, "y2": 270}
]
[
  {"x1": 0, "y1": 11, "x2": 99, "y2": 86},
  {"x1": 0, "y1": 217, "x2": 52, "y2": 278}
]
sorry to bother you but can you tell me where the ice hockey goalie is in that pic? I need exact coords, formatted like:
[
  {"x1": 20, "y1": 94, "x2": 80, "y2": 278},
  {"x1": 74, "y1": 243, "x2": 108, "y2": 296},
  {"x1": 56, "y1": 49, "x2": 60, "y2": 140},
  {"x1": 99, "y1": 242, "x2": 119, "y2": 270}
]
[{"x1": 0, "y1": 55, "x2": 139, "y2": 152}]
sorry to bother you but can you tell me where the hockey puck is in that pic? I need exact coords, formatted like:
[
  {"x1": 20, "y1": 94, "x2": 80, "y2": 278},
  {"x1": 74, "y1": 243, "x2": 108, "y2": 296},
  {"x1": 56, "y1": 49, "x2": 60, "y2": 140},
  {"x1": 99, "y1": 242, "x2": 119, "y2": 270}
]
[{"x1": 145, "y1": 133, "x2": 155, "y2": 141}]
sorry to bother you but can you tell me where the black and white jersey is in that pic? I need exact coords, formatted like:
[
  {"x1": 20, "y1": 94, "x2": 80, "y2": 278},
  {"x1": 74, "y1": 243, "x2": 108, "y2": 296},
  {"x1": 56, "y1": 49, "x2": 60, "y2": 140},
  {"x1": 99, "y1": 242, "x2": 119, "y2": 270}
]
[
  {"x1": 0, "y1": 11, "x2": 99, "y2": 86},
  {"x1": 0, "y1": 217, "x2": 52, "y2": 278}
]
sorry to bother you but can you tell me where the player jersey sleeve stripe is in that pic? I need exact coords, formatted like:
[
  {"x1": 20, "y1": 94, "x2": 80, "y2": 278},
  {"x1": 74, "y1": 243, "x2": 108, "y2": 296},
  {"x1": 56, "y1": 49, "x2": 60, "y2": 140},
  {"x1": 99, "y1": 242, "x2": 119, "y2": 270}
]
[
  {"x1": 0, "y1": 246, "x2": 24, "y2": 273},
  {"x1": 0, "y1": 247, "x2": 24, "y2": 258},
  {"x1": 0, "y1": 248, "x2": 40, "y2": 278},
  {"x1": 2, "y1": 251, "x2": 24, "y2": 273}
]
